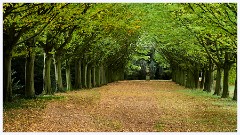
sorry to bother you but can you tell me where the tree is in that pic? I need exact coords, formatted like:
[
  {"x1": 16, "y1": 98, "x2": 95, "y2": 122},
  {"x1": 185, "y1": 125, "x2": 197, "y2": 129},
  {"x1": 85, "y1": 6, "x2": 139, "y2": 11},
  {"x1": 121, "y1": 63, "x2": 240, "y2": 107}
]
[
  {"x1": 3, "y1": 3, "x2": 57, "y2": 101},
  {"x1": 181, "y1": 3, "x2": 237, "y2": 98}
]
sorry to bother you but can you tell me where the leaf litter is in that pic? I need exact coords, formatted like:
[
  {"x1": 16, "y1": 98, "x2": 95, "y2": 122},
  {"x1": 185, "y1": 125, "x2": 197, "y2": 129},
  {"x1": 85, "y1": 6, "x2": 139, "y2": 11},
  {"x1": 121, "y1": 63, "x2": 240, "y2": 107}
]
[{"x1": 3, "y1": 80, "x2": 237, "y2": 132}]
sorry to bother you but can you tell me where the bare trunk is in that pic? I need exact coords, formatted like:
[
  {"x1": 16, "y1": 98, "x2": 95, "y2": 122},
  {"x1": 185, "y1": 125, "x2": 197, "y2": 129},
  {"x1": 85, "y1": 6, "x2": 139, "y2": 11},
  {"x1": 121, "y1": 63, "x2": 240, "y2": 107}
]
[
  {"x1": 194, "y1": 68, "x2": 199, "y2": 89},
  {"x1": 43, "y1": 53, "x2": 53, "y2": 95},
  {"x1": 74, "y1": 60, "x2": 82, "y2": 89},
  {"x1": 146, "y1": 64, "x2": 150, "y2": 81},
  {"x1": 204, "y1": 69, "x2": 214, "y2": 92},
  {"x1": 176, "y1": 68, "x2": 180, "y2": 84},
  {"x1": 120, "y1": 68, "x2": 125, "y2": 80},
  {"x1": 186, "y1": 70, "x2": 194, "y2": 89},
  {"x1": 105, "y1": 67, "x2": 109, "y2": 83},
  {"x1": 204, "y1": 59, "x2": 214, "y2": 92},
  {"x1": 95, "y1": 66, "x2": 100, "y2": 87},
  {"x1": 222, "y1": 64, "x2": 231, "y2": 98},
  {"x1": 81, "y1": 63, "x2": 87, "y2": 88},
  {"x1": 180, "y1": 70, "x2": 186, "y2": 86},
  {"x1": 66, "y1": 60, "x2": 72, "y2": 91},
  {"x1": 222, "y1": 53, "x2": 232, "y2": 98},
  {"x1": 233, "y1": 73, "x2": 237, "y2": 101},
  {"x1": 101, "y1": 65, "x2": 106, "y2": 85},
  {"x1": 54, "y1": 55, "x2": 63, "y2": 92},
  {"x1": 108, "y1": 68, "x2": 112, "y2": 83},
  {"x1": 171, "y1": 68, "x2": 176, "y2": 82},
  {"x1": 3, "y1": 50, "x2": 12, "y2": 102},
  {"x1": 200, "y1": 69, "x2": 205, "y2": 89},
  {"x1": 92, "y1": 66, "x2": 96, "y2": 87},
  {"x1": 84, "y1": 63, "x2": 88, "y2": 88},
  {"x1": 214, "y1": 67, "x2": 222, "y2": 95},
  {"x1": 87, "y1": 64, "x2": 92, "y2": 88},
  {"x1": 25, "y1": 47, "x2": 35, "y2": 98},
  {"x1": 100, "y1": 65, "x2": 104, "y2": 85}
]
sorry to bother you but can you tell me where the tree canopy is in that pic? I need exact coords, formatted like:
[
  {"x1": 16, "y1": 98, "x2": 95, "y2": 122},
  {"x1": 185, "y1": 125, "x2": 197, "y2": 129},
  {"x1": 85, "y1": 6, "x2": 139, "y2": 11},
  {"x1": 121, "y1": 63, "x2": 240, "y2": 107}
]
[{"x1": 3, "y1": 3, "x2": 237, "y2": 102}]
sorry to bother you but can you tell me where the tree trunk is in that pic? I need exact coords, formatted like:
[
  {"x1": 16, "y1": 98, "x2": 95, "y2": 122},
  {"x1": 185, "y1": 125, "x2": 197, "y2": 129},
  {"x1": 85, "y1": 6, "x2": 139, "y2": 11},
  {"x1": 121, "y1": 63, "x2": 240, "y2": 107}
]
[
  {"x1": 179, "y1": 69, "x2": 183, "y2": 85},
  {"x1": 3, "y1": 50, "x2": 12, "y2": 102},
  {"x1": 92, "y1": 66, "x2": 96, "y2": 87},
  {"x1": 222, "y1": 64, "x2": 231, "y2": 98},
  {"x1": 108, "y1": 68, "x2": 112, "y2": 83},
  {"x1": 78, "y1": 61, "x2": 82, "y2": 88},
  {"x1": 106, "y1": 67, "x2": 108, "y2": 83},
  {"x1": 209, "y1": 70, "x2": 214, "y2": 92},
  {"x1": 180, "y1": 70, "x2": 186, "y2": 86},
  {"x1": 74, "y1": 60, "x2": 82, "y2": 89},
  {"x1": 200, "y1": 69, "x2": 205, "y2": 89},
  {"x1": 95, "y1": 66, "x2": 100, "y2": 87},
  {"x1": 120, "y1": 68, "x2": 125, "y2": 80},
  {"x1": 100, "y1": 65, "x2": 104, "y2": 85},
  {"x1": 214, "y1": 67, "x2": 222, "y2": 95},
  {"x1": 203, "y1": 59, "x2": 214, "y2": 92},
  {"x1": 74, "y1": 60, "x2": 79, "y2": 88},
  {"x1": 171, "y1": 68, "x2": 175, "y2": 82},
  {"x1": 102, "y1": 66, "x2": 106, "y2": 85},
  {"x1": 66, "y1": 60, "x2": 72, "y2": 91},
  {"x1": 54, "y1": 55, "x2": 63, "y2": 92},
  {"x1": 233, "y1": 73, "x2": 237, "y2": 101},
  {"x1": 25, "y1": 47, "x2": 35, "y2": 98},
  {"x1": 146, "y1": 65, "x2": 150, "y2": 81},
  {"x1": 172, "y1": 68, "x2": 176, "y2": 82},
  {"x1": 204, "y1": 69, "x2": 214, "y2": 92},
  {"x1": 43, "y1": 53, "x2": 53, "y2": 95},
  {"x1": 186, "y1": 70, "x2": 194, "y2": 89},
  {"x1": 194, "y1": 68, "x2": 199, "y2": 89},
  {"x1": 176, "y1": 68, "x2": 181, "y2": 84},
  {"x1": 87, "y1": 64, "x2": 92, "y2": 88},
  {"x1": 203, "y1": 70, "x2": 209, "y2": 91},
  {"x1": 82, "y1": 62, "x2": 87, "y2": 88},
  {"x1": 99, "y1": 66, "x2": 102, "y2": 85}
]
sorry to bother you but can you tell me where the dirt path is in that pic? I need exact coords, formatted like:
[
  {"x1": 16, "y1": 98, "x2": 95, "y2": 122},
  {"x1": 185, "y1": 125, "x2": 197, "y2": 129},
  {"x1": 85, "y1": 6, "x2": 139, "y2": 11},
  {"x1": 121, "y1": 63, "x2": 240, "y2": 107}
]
[{"x1": 3, "y1": 81, "x2": 237, "y2": 132}]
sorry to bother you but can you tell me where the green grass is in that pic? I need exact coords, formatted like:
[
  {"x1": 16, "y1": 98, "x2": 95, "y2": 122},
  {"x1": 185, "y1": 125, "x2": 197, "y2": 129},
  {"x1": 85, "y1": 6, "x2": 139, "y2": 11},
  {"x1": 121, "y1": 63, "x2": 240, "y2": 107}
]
[
  {"x1": 37, "y1": 95, "x2": 65, "y2": 100},
  {"x1": 177, "y1": 88, "x2": 237, "y2": 109},
  {"x1": 3, "y1": 95, "x2": 65, "y2": 110}
]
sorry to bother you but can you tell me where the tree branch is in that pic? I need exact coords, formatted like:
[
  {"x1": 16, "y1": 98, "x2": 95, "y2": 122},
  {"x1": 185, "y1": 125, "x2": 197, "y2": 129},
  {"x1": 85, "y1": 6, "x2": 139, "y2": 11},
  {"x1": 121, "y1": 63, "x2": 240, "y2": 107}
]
[{"x1": 16, "y1": 12, "x2": 58, "y2": 45}]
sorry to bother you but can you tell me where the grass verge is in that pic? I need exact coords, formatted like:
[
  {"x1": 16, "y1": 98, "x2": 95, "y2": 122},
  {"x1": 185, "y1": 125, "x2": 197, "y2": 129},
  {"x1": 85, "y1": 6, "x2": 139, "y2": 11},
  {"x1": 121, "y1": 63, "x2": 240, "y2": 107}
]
[
  {"x1": 177, "y1": 89, "x2": 237, "y2": 108},
  {"x1": 3, "y1": 95, "x2": 65, "y2": 110}
]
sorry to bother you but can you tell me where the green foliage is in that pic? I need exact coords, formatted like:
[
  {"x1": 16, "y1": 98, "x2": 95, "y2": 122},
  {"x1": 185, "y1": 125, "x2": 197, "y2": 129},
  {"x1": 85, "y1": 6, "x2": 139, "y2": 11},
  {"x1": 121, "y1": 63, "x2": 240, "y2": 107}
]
[{"x1": 4, "y1": 3, "x2": 237, "y2": 99}]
